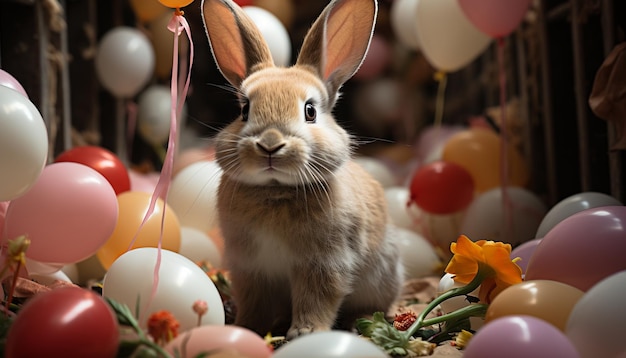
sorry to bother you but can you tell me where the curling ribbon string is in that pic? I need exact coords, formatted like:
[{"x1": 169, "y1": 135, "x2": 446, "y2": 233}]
[
  {"x1": 126, "y1": 8, "x2": 194, "y2": 321},
  {"x1": 433, "y1": 71, "x2": 448, "y2": 128},
  {"x1": 497, "y1": 37, "x2": 513, "y2": 241}
]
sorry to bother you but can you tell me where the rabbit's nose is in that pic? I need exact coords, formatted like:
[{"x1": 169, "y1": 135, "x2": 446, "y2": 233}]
[{"x1": 257, "y1": 129, "x2": 286, "y2": 154}]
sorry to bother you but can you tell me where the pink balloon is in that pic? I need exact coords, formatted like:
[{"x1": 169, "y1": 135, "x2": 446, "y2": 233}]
[
  {"x1": 128, "y1": 170, "x2": 159, "y2": 193},
  {"x1": 0, "y1": 69, "x2": 28, "y2": 98},
  {"x1": 525, "y1": 206, "x2": 626, "y2": 291},
  {"x1": 458, "y1": 0, "x2": 532, "y2": 38},
  {"x1": 165, "y1": 325, "x2": 272, "y2": 358},
  {"x1": 3, "y1": 162, "x2": 118, "y2": 264},
  {"x1": 464, "y1": 315, "x2": 580, "y2": 358},
  {"x1": 510, "y1": 238, "x2": 541, "y2": 274},
  {"x1": 353, "y1": 35, "x2": 392, "y2": 81}
]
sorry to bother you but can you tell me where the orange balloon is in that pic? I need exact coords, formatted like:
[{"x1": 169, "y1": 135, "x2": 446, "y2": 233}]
[
  {"x1": 129, "y1": 0, "x2": 169, "y2": 23},
  {"x1": 158, "y1": 0, "x2": 194, "y2": 8},
  {"x1": 442, "y1": 128, "x2": 529, "y2": 193},
  {"x1": 97, "y1": 191, "x2": 181, "y2": 270},
  {"x1": 485, "y1": 280, "x2": 584, "y2": 331}
]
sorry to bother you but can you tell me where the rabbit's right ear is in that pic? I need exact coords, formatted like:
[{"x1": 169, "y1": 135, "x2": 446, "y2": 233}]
[{"x1": 202, "y1": 0, "x2": 274, "y2": 87}]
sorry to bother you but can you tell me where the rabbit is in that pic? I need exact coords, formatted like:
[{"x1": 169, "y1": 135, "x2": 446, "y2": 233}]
[{"x1": 201, "y1": 0, "x2": 404, "y2": 339}]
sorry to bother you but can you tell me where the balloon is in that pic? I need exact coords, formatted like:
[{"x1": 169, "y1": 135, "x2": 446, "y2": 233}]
[
  {"x1": 460, "y1": 186, "x2": 547, "y2": 245},
  {"x1": 394, "y1": 226, "x2": 441, "y2": 279},
  {"x1": 25, "y1": 258, "x2": 64, "y2": 276},
  {"x1": 0, "y1": 69, "x2": 28, "y2": 97},
  {"x1": 29, "y1": 267, "x2": 73, "y2": 286},
  {"x1": 242, "y1": 6, "x2": 292, "y2": 67},
  {"x1": 147, "y1": 11, "x2": 190, "y2": 79},
  {"x1": 438, "y1": 273, "x2": 484, "y2": 329},
  {"x1": 464, "y1": 315, "x2": 580, "y2": 358},
  {"x1": 408, "y1": 161, "x2": 474, "y2": 214},
  {"x1": 418, "y1": 210, "x2": 465, "y2": 251},
  {"x1": 353, "y1": 35, "x2": 392, "y2": 81},
  {"x1": 566, "y1": 271, "x2": 626, "y2": 358},
  {"x1": 353, "y1": 156, "x2": 397, "y2": 188},
  {"x1": 254, "y1": 0, "x2": 295, "y2": 29},
  {"x1": 458, "y1": 0, "x2": 532, "y2": 38},
  {"x1": 525, "y1": 206, "x2": 626, "y2": 292},
  {"x1": 55, "y1": 145, "x2": 131, "y2": 195},
  {"x1": 385, "y1": 187, "x2": 418, "y2": 230},
  {"x1": 96, "y1": 191, "x2": 181, "y2": 269},
  {"x1": 535, "y1": 191, "x2": 623, "y2": 238},
  {"x1": 179, "y1": 226, "x2": 222, "y2": 267},
  {"x1": 3, "y1": 162, "x2": 118, "y2": 264},
  {"x1": 390, "y1": 0, "x2": 420, "y2": 50},
  {"x1": 129, "y1": 0, "x2": 169, "y2": 23},
  {"x1": 413, "y1": 125, "x2": 464, "y2": 164},
  {"x1": 103, "y1": 248, "x2": 225, "y2": 332},
  {"x1": 485, "y1": 280, "x2": 584, "y2": 331},
  {"x1": 510, "y1": 238, "x2": 542, "y2": 274},
  {"x1": 0, "y1": 201, "x2": 9, "y2": 237},
  {"x1": 5, "y1": 287, "x2": 119, "y2": 358},
  {"x1": 442, "y1": 128, "x2": 529, "y2": 193},
  {"x1": 273, "y1": 331, "x2": 387, "y2": 358},
  {"x1": 173, "y1": 146, "x2": 216, "y2": 176},
  {"x1": 168, "y1": 161, "x2": 221, "y2": 233},
  {"x1": 165, "y1": 325, "x2": 272, "y2": 358},
  {"x1": 415, "y1": 0, "x2": 492, "y2": 72},
  {"x1": 128, "y1": 170, "x2": 160, "y2": 193},
  {"x1": 158, "y1": 0, "x2": 194, "y2": 8},
  {"x1": 95, "y1": 27, "x2": 155, "y2": 98},
  {"x1": 137, "y1": 85, "x2": 187, "y2": 145},
  {"x1": 0, "y1": 86, "x2": 48, "y2": 201}
]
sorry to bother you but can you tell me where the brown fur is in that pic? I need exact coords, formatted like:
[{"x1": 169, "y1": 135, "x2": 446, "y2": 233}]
[{"x1": 202, "y1": 0, "x2": 403, "y2": 339}]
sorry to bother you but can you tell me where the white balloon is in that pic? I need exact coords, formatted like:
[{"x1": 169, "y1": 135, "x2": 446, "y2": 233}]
[
  {"x1": 0, "y1": 86, "x2": 48, "y2": 201},
  {"x1": 61, "y1": 263, "x2": 80, "y2": 284},
  {"x1": 29, "y1": 269, "x2": 73, "y2": 285},
  {"x1": 137, "y1": 85, "x2": 187, "y2": 145},
  {"x1": 415, "y1": 0, "x2": 492, "y2": 72},
  {"x1": 103, "y1": 248, "x2": 225, "y2": 331},
  {"x1": 536, "y1": 192, "x2": 623, "y2": 238},
  {"x1": 390, "y1": 0, "x2": 420, "y2": 50},
  {"x1": 385, "y1": 187, "x2": 422, "y2": 230},
  {"x1": 179, "y1": 226, "x2": 222, "y2": 268},
  {"x1": 95, "y1": 27, "x2": 155, "y2": 98},
  {"x1": 168, "y1": 161, "x2": 222, "y2": 233},
  {"x1": 273, "y1": 331, "x2": 387, "y2": 358},
  {"x1": 393, "y1": 226, "x2": 441, "y2": 279},
  {"x1": 243, "y1": 6, "x2": 292, "y2": 67},
  {"x1": 460, "y1": 187, "x2": 547, "y2": 245},
  {"x1": 438, "y1": 273, "x2": 484, "y2": 330},
  {"x1": 353, "y1": 156, "x2": 397, "y2": 188},
  {"x1": 25, "y1": 258, "x2": 63, "y2": 276},
  {"x1": 566, "y1": 271, "x2": 626, "y2": 358}
]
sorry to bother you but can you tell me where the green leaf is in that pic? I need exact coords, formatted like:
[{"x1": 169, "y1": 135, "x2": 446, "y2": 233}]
[{"x1": 106, "y1": 297, "x2": 139, "y2": 328}]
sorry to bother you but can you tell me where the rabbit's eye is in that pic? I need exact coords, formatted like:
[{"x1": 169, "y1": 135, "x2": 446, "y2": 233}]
[
  {"x1": 304, "y1": 102, "x2": 316, "y2": 123},
  {"x1": 241, "y1": 100, "x2": 250, "y2": 122}
]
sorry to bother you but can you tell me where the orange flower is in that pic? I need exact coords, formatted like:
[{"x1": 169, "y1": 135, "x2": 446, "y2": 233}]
[
  {"x1": 445, "y1": 235, "x2": 522, "y2": 303},
  {"x1": 147, "y1": 310, "x2": 180, "y2": 345}
]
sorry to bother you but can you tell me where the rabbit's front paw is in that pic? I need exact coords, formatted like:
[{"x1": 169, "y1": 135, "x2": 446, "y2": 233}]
[{"x1": 286, "y1": 323, "x2": 329, "y2": 340}]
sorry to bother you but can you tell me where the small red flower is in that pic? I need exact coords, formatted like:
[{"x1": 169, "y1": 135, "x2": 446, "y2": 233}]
[
  {"x1": 147, "y1": 310, "x2": 180, "y2": 345},
  {"x1": 393, "y1": 311, "x2": 417, "y2": 331}
]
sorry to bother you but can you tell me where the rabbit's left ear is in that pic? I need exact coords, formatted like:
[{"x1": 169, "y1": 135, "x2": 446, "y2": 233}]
[
  {"x1": 296, "y1": 0, "x2": 377, "y2": 96},
  {"x1": 202, "y1": 0, "x2": 274, "y2": 88}
]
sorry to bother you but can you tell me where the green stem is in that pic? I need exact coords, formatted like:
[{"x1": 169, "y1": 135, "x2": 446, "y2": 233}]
[
  {"x1": 419, "y1": 303, "x2": 488, "y2": 327},
  {"x1": 404, "y1": 265, "x2": 493, "y2": 338}
]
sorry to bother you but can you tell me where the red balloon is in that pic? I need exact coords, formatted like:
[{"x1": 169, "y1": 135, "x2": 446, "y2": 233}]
[
  {"x1": 55, "y1": 146, "x2": 130, "y2": 195},
  {"x1": 5, "y1": 287, "x2": 119, "y2": 358},
  {"x1": 409, "y1": 160, "x2": 475, "y2": 214},
  {"x1": 234, "y1": 0, "x2": 254, "y2": 6}
]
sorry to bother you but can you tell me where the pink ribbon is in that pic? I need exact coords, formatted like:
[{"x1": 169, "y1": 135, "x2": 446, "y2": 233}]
[{"x1": 128, "y1": 10, "x2": 194, "y2": 320}]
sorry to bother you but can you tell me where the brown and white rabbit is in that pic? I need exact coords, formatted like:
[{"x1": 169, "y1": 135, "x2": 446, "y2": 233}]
[{"x1": 201, "y1": 0, "x2": 403, "y2": 339}]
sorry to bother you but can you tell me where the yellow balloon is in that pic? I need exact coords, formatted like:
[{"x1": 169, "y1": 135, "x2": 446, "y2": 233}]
[
  {"x1": 485, "y1": 280, "x2": 584, "y2": 331},
  {"x1": 97, "y1": 191, "x2": 181, "y2": 270},
  {"x1": 158, "y1": 0, "x2": 194, "y2": 8},
  {"x1": 129, "y1": 0, "x2": 169, "y2": 23},
  {"x1": 442, "y1": 128, "x2": 529, "y2": 193}
]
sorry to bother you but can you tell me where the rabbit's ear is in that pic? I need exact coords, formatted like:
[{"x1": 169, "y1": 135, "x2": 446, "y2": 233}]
[
  {"x1": 202, "y1": 0, "x2": 274, "y2": 87},
  {"x1": 297, "y1": 0, "x2": 377, "y2": 96}
]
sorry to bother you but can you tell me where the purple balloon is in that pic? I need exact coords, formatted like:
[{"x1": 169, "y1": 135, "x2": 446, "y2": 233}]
[
  {"x1": 510, "y1": 238, "x2": 542, "y2": 274},
  {"x1": 464, "y1": 316, "x2": 580, "y2": 358},
  {"x1": 0, "y1": 69, "x2": 28, "y2": 98},
  {"x1": 525, "y1": 206, "x2": 626, "y2": 291}
]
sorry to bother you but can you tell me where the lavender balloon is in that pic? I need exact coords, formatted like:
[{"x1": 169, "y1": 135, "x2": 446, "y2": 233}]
[
  {"x1": 510, "y1": 238, "x2": 542, "y2": 274},
  {"x1": 464, "y1": 315, "x2": 579, "y2": 358}
]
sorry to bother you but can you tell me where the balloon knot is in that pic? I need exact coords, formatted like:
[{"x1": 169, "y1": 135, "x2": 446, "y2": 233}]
[
  {"x1": 175, "y1": 8, "x2": 184, "y2": 16},
  {"x1": 434, "y1": 71, "x2": 447, "y2": 82}
]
